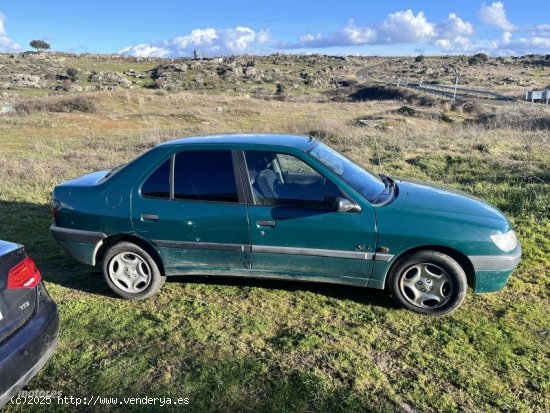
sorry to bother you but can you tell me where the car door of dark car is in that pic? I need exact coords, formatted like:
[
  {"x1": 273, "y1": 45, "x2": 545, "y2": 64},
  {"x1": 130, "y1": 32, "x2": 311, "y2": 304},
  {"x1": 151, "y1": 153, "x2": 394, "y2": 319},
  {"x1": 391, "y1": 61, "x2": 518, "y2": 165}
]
[
  {"x1": 131, "y1": 149, "x2": 251, "y2": 275},
  {"x1": 242, "y1": 150, "x2": 376, "y2": 283}
]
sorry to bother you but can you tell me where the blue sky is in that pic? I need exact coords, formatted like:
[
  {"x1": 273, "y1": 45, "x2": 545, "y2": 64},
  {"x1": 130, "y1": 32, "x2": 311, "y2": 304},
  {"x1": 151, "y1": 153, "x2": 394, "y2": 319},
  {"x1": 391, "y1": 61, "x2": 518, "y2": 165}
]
[{"x1": 1, "y1": 1, "x2": 549, "y2": 56}]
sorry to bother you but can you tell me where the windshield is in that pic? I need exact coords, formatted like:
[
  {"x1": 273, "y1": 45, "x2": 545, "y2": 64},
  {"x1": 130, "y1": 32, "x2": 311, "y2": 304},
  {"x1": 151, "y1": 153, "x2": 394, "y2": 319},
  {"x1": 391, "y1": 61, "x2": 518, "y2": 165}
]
[{"x1": 306, "y1": 141, "x2": 386, "y2": 203}]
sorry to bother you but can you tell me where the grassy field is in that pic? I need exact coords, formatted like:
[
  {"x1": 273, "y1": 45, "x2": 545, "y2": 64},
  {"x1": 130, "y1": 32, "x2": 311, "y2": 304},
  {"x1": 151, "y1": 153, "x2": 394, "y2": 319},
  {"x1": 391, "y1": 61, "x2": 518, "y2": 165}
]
[{"x1": 0, "y1": 90, "x2": 549, "y2": 412}]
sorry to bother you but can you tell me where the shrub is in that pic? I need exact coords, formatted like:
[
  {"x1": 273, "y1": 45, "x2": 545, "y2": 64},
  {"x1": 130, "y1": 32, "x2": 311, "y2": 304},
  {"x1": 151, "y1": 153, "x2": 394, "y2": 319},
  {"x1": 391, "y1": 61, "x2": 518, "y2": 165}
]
[
  {"x1": 415, "y1": 55, "x2": 425, "y2": 63},
  {"x1": 66, "y1": 68, "x2": 79, "y2": 82},
  {"x1": 275, "y1": 83, "x2": 286, "y2": 96},
  {"x1": 469, "y1": 53, "x2": 489, "y2": 66},
  {"x1": 349, "y1": 86, "x2": 442, "y2": 107},
  {"x1": 473, "y1": 52, "x2": 489, "y2": 62},
  {"x1": 14, "y1": 95, "x2": 96, "y2": 114}
]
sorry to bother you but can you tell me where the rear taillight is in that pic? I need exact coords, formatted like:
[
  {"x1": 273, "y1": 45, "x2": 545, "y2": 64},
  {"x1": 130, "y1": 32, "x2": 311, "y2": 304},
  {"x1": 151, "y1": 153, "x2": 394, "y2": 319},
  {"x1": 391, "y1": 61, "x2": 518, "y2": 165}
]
[
  {"x1": 51, "y1": 198, "x2": 60, "y2": 218},
  {"x1": 8, "y1": 256, "x2": 42, "y2": 289}
]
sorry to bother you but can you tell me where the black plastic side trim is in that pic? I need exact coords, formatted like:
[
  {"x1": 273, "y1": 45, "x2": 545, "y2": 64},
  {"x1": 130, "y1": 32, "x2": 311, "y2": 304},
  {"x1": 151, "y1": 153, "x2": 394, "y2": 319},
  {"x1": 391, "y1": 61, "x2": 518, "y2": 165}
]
[
  {"x1": 49, "y1": 225, "x2": 106, "y2": 244},
  {"x1": 251, "y1": 245, "x2": 373, "y2": 260}
]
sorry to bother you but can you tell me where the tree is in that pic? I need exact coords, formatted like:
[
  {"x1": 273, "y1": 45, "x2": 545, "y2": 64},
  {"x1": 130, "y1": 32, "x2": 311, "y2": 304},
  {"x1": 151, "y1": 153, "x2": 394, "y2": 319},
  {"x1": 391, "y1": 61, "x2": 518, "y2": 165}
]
[
  {"x1": 415, "y1": 54, "x2": 425, "y2": 63},
  {"x1": 472, "y1": 53, "x2": 488, "y2": 62},
  {"x1": 30, "y1": 40, "x2": 50, "y2": 51}
]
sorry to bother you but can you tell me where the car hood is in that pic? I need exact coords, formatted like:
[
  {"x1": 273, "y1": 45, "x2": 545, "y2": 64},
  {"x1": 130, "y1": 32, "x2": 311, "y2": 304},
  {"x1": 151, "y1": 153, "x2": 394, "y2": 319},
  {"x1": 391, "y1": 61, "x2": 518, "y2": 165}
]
[{"x1": 386, "y1": 180, "x2": 510, "y2": 230}]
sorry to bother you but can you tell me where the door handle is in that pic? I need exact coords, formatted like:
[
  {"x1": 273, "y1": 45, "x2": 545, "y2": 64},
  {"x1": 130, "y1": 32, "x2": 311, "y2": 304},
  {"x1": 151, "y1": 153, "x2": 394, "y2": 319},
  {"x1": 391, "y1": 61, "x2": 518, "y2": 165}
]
[
  {"x1": 141, "y1": 214, "x2": 159, "y2": 221},
  {"x1": 257, "y1": 220, "x2": 276, "y2": 227}
]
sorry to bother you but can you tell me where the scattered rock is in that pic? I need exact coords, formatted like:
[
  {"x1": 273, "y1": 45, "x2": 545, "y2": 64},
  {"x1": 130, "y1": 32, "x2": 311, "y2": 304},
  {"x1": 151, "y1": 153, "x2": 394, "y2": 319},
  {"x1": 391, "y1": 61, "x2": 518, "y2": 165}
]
[{"x1": 89, "y1": 71, "x2": 132, "y2": 89}]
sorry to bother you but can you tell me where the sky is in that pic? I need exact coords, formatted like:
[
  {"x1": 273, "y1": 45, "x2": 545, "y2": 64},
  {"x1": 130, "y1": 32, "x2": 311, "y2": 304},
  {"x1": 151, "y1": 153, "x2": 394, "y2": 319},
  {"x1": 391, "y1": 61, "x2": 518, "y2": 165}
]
[{"x1": 0, "y1": 1, "x2": 549, "y2": 57}]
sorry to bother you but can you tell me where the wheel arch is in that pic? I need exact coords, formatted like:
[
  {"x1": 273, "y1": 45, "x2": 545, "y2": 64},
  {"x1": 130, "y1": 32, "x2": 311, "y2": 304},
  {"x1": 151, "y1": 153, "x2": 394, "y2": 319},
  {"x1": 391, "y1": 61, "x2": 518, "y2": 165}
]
[
  {"x1": 95, "y1": 233, "x2": 166, "y2": 277},
  {"x1": 384, "y1": 245, "x2": 475, "y2": 290}
]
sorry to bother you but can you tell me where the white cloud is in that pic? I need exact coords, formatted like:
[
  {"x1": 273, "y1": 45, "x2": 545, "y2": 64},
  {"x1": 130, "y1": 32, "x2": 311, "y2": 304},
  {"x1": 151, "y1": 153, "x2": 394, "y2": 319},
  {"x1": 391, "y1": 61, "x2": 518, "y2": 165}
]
[
  {"x1": 436, "y1": 13, "x2": 474, "y2": 38},
  {"x1": 433, "y1": 13, "x2": 475, "y2": 52},
  {"x1": 292, "y1": 25, "x2": 377, "y2": 48},
  {"x1": 484, "y1": 19, "x2": 550, "y2": 54},
  {"x1": 380, "y1": 10, "x2": 435, "y2": 43},
  {"x1": 435, "y1": 36, "x2": 474, "y2": 52},
  {"x1": 0, "y1": 12, "x2": 21, "y2": 52},
  {"x1": 118, "y1": 44, "x2": 170, "y2": 58},
  {"x1": 479, "y1": 2, "x2": 514, "y2": 31},
  {"x1": 281, "y1": 10, "x2": 475, "y2": 52},
  {"x1": 117, "y1": 4, "x2": 548, "y2": 57},
  {"x1": 119, "y1": 26, "x2": 271, "y2": 57},
  {"x1": 497, "y1": 35, "x2": 550, "y2": 54}
]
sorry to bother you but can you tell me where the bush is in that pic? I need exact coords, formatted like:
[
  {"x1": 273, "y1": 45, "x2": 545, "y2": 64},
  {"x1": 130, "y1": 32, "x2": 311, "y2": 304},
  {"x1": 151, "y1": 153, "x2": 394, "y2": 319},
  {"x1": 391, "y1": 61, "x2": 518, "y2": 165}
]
[
  {"x1": 415, "y1": 55, "x2": 425, "y2": 63},
  {"x1": 14, "y1": 95, "x2": 96, "y2": 114},
  {"x1": 473, "y1": 52, "x2": 489, "y2": 62},
  {"x1": 66, "y1": 68, "x2": 79, "y2": 82},
  {"x1": 469, "y1": 53, "x2": 489, "y2": 66},
  {"x1": 276, "y1": 83, "x2": 286, "y2": 96},
  {"x1": 349, "y1": 86, "x2": 442, "y2": 107}
]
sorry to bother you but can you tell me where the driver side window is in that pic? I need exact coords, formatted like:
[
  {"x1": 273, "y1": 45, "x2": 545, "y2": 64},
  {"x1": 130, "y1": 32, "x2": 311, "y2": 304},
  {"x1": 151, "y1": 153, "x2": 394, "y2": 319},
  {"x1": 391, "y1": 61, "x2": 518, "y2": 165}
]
[{"x1": 244, "y1": 151, "x2": 341, "y2": 208}]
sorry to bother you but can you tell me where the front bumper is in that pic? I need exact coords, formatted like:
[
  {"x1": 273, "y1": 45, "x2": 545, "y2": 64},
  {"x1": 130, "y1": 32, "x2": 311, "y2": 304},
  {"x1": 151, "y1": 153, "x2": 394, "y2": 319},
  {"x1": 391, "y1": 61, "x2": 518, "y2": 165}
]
[
  {"x1": 0, "y1": 285, "x2": 60, "y2": 407},
  {"x1": 469, "y1": 246, "x2": 522, "y2": 293}
]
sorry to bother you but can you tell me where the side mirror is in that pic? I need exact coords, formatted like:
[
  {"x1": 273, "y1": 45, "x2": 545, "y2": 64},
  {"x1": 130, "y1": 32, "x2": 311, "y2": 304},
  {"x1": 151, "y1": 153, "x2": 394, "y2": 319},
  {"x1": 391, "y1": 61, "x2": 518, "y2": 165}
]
[{"x1": 334, "y1": 197, "x2": 361, "y2": 213}]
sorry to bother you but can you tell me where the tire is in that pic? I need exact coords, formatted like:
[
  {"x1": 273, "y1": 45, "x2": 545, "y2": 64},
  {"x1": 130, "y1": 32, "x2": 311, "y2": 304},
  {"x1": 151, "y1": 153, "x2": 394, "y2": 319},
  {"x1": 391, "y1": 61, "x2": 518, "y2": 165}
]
[
  {"x1": 102, "y1": 242, "x2": 165, "y2": 300},
  {"x1": 388, "y1": 250, "x2": 467, "y2": 316}
]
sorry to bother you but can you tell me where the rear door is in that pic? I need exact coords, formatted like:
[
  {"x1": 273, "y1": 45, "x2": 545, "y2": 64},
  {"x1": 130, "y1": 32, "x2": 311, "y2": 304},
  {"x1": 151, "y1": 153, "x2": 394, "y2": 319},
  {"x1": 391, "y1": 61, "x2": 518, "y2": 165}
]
[
  {"x1": 0, "y1": 242, "x2": 36, "y2": 344},
  {"x1": 131, "y1": 149, "x2": 251, "y2": 275}
]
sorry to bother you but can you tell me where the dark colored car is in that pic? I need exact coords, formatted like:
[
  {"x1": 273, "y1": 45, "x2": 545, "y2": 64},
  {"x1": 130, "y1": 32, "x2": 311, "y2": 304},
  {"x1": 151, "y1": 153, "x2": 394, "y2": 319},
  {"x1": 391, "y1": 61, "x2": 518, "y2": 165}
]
[
  {"x1": 0, "y1": 240, "x2": 59, "y2": 407},
  {"x1": 50, "y1": 134, "x2": 521, "y2": 315}
]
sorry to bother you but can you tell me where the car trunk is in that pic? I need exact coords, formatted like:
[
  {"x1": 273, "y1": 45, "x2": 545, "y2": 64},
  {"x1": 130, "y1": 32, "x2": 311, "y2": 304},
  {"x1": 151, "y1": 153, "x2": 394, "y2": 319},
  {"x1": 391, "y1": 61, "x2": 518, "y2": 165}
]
[{"x1": 0, "y1": 242, "x2": 37, "y2": 344}]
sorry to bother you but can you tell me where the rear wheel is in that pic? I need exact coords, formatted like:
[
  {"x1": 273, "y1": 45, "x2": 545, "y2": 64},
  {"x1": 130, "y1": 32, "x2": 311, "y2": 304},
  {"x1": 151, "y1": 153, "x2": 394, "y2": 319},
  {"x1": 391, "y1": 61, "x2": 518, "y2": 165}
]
[
  {"x1": 102, "y1": 242, "x2": 165, "y2": 300},
  {"x1": 388, "y1": 250, "x2": 467, "y2": 316}
]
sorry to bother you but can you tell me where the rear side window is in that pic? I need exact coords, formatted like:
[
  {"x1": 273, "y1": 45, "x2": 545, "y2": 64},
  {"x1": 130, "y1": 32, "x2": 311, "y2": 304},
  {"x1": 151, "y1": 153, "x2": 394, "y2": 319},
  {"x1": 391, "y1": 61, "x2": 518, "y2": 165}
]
[
  {"x1": 174, "y1": 150, "x2": 238, "y2": 203},
  {"x1": 141, "y1": 158, "x2": 171, "y2": 198}
]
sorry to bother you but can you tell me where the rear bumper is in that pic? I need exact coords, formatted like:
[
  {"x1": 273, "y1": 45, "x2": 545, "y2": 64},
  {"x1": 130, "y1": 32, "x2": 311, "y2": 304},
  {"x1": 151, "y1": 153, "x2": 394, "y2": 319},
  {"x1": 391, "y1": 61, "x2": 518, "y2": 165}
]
[
  {"x1": 0, "y1": 288, "x2": 60, "y2": 407},
  {"x1": 50, "y1": 225, "x2": 105, "y2": 266},
  {"x1": 469, "y1": 247, "x2": 522, "y2": 293}
]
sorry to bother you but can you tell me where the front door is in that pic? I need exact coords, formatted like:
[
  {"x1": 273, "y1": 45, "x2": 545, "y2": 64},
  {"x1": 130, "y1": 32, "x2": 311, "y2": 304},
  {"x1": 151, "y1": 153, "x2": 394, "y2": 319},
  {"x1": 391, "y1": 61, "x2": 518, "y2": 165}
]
[
  {"x1": 242, "y1": 150, "x2": 376, "y2": 283},
  {"x1": 131, "y1": 149, "x2": 250, "y2": 275}
]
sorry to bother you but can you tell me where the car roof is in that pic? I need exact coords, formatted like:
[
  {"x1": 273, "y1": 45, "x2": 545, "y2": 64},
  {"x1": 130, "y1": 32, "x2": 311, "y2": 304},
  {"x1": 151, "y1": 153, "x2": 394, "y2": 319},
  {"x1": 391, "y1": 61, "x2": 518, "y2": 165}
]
[{"x1": 157, "y1": 134, "x2": 316, "y2": 150}]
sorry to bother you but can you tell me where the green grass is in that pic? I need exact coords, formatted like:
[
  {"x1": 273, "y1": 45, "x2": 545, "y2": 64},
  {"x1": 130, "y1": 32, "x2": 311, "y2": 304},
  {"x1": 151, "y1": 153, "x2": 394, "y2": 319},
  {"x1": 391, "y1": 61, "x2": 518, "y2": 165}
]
[{"x1": 0, "y1": 90, "x2": 548, "y2": 412}]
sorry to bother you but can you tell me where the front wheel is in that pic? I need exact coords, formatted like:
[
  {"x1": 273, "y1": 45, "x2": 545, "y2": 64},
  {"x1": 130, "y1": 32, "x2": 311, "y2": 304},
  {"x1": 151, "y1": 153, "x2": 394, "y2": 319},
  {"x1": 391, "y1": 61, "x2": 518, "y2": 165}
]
[
  {"x1": 102, "y1": 242, "x2": 165, "y2": 300},
  {"x1": 388, "y1": 250, "x2": 467, "y2": 316}
]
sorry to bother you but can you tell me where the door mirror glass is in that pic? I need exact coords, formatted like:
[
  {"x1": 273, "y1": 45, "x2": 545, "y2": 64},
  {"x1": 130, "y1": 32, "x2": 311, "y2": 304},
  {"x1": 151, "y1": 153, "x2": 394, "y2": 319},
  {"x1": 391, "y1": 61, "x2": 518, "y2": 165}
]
[{"x1": 333, "y1": 197, "x2": 361, "y2": 213}]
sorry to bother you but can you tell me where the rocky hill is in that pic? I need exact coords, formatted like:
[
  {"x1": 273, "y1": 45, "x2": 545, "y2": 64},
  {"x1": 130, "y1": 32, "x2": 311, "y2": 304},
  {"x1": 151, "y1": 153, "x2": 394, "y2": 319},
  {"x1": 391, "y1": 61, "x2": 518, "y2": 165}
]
[{"x1": 1, "y1": 52, "x2": 549, "y2": 104}]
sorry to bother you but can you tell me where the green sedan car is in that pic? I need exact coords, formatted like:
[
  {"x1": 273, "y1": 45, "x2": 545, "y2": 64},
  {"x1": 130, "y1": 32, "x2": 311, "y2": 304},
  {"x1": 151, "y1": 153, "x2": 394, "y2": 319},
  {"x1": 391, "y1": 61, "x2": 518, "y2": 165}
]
[{"x1": 50, "y1": 134, "x2": 521, "y2": 315}]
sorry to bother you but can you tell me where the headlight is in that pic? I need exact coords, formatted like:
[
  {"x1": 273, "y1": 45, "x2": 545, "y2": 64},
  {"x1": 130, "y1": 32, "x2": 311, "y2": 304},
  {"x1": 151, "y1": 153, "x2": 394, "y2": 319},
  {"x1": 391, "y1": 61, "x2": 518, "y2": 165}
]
[{"x1": 490, "y1": 230, "x2": 518, "y2": 252}]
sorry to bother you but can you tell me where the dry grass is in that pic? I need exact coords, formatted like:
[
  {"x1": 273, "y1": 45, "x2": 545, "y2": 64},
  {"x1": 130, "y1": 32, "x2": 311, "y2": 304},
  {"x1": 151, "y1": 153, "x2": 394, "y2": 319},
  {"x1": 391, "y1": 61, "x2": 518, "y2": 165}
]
[
  {"x1": 13, "y1": 95, "x2": 96, "y2": 114},
  {"x1": 1, "y1": 89, "x2": 549, "y2": 413}
]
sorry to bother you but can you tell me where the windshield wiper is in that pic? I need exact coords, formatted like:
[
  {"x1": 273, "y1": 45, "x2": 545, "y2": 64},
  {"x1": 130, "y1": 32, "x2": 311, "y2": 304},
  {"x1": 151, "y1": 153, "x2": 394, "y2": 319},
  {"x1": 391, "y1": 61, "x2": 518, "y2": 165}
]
[{"x1": 373, "y1": 173, "x2": 397, "y2": 205}]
